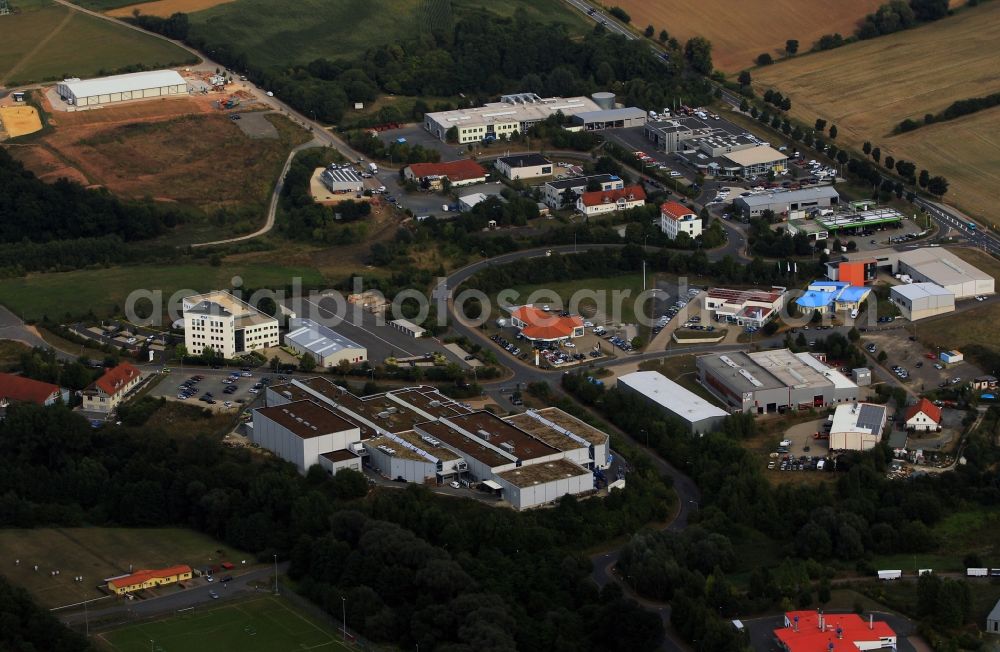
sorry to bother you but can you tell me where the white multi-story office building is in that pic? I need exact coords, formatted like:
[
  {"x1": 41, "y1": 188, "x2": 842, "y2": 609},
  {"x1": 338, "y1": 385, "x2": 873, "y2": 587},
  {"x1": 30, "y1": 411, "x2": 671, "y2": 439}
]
[{"x1": 182, "y1": 291, "x2": 279, "y2": 358}]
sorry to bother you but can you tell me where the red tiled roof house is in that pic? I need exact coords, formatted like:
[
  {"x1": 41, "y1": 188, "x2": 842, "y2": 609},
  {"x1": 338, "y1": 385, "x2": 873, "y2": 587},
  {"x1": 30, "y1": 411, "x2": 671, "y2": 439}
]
[
  {"x1": 510, "y1": 305, "x2": 584, "y2": 341},
  {"x1": 0, "y1": 373, "x2": 65, "y2": 408},
  {"x1": 904, "y1": 398, "x2": 942, "y2": 432},
  {"x1": 576, "y1": 185, "x2": 645, "y2": 217},
  {"x1": 107, "y1": 565, "x2": 192, "y2": 595},
  {"x1": 82, "y1": 363, "x2": 141, "y2": 413},
  {"x1": 403, "y1": 160, "x2": 488, "y2": 188}
]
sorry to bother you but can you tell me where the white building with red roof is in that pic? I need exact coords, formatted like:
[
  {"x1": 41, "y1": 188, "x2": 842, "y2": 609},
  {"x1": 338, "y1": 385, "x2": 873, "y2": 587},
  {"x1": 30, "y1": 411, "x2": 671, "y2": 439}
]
[
  {"x1": 0, "y1": 373, "x2": 66, "y2": 409},
  {"x1": 509, "y1": 305, "x2": 584, "y2": 342},
  {"x1": 659, "y1": 201, "x2": 702, "y2": 240},
  {"x1": 704, "y1": 287, "x2": 785, "y2": 327},
  {"x1": 403, "y1": 160, "x2": 488, "y2": 188},
  {"x1": 773, "y1": 610, "x2": 896, "y2": 652},
  {"x1": 82, "y1": 363, "x2": 141, "y2": 413},
  {"x1": 905, "y1": 398, "x2": 942, "y2": 432},
  {"x1": 576, "y1": 185, "x2": 645, "y2": 217}
]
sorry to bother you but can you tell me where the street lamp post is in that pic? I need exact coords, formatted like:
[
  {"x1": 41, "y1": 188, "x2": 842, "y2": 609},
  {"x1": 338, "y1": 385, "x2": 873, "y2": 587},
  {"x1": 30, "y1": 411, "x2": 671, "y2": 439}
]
[{"x1": 341, "y1": 596, "x2": 347, "y2": 642}]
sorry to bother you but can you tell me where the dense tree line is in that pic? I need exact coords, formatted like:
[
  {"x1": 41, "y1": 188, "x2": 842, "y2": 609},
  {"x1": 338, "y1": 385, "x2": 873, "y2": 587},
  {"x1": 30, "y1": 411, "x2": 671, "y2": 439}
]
[
  {"x1": 561, "y1": 374, "x2": 1000, "y2": 648},
  {"x1": 276, "y1": 149, "x2": 371, "y2": 244},
  {"x1": 747, "y1": 216, "x2": 816, "y2": 258},
  {"x1": 0, "y1": 401, "x2": 674, "y2": 650},
  {"x1": 0, "y1": 576, "x2": 92, "y2": 652},
  {"x1": 895, "y1": 91, "x2": 1000, "y2": 133},
  {"x1": 857, "y1": 0, "x2": 949, "y2": 39},
  {"x1": 178, "y1": 6, "x2": 710, "y2": 126},
  {"x1": 0, "y1": 149, "x2": 185, "y2": 246}
]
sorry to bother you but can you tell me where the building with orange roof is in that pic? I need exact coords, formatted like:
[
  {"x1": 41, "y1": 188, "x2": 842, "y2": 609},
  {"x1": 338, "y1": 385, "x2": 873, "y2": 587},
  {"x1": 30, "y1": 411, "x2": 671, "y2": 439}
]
[
  {"x1": 773, "y1": 610, "x2": 896, "y2": 652},
  {"x1": 403, "y1": 160, "x2": 488, "y2": 188},
  {"x1": 904, "y1": 398, "x2": 942, "y2": 432},
  {"x1": 659, "y1": 201, "x2": 702, "y2": 240},
  {"x1": 0, "y1": 373, "x2": 65, "y2": 408},
  {"x1": 509, "y1": 305, "x2": 584, "y2": 342},
  {"x1": 576, "y1": 185, "x2": 645, "y2": 217},
  {"x1": 82, "y1": 363, "x2": 141, "y2": 413},
  {"x1": 107, "y1": 565, "x2": 193, "y2": 595}
]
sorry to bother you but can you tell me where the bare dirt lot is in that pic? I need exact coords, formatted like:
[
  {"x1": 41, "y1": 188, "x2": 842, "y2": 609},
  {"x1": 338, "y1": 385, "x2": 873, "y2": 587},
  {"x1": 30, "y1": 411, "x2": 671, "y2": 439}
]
[
  {"x1": 607, "y1": 0, "x2": 884, "y2": 71},
  {"x1": 107, "y1": 0, "x2": 235, "y2": 17},
  {"x1": 0, "y1": 105, "x2": 44, "y2": 138},
  {"x1": 8, "y1": 95, "x2": 309, "y2": 211}
]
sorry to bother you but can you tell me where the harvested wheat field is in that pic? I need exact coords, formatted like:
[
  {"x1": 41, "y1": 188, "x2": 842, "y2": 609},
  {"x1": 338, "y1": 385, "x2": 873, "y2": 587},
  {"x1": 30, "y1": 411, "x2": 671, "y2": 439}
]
[
  {"x1": 754, "y1": 2, "x2": 1000, "y2": 224},
  {"x1": 0, "y1": 105, "x2": 43, "y2": 138},
  {"x1": 608, "y1": 0, "x2": 883, "y2": 71},
  {"x1": 884, "y1": 109, "x2": 1000, "y2": 226},
  {"x1": 753, "y1": 2, "x2": 1000, "y2": 142},
  {"x1": 108, "y1": 0, "x2": 235, "y2": 17}
]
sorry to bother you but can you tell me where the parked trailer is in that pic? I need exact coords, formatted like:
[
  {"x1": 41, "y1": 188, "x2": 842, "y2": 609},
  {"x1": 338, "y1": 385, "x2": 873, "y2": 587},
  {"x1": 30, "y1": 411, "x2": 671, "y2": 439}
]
[
  {"x1": 918, "y1": 569, "x2": 933, "y2": 576},
  {"x1": 877, "y1": 570, "x2": 902, "y2": 580},
  {"x1": 967, "y1": 568, "x2": 989, "y2": 577},
  {"x1": 992, "y1": 569, "x2": 1000, "y2": 577}
]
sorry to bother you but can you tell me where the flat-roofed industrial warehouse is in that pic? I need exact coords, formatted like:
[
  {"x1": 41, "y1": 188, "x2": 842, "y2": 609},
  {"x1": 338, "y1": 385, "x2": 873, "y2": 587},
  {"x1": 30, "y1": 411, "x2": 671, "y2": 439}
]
[
  {"x1": 423, "y1": 93, "x2": 601, "y2": 144},
  {"x1": 56, "y1": 70, "x2": 188, "y2": 107},
  {"x1": 697, "y1": 349, "x2": 859, "y2": 414},
  {"x1": 616, "y1": 371, "x2": 729, "y2": 433},
  {"x1": 843, "y1": 247, "x2": 994, "y2": 299},
  {"x1": 284, "y1": 318, "x2": 367, "y2": 367},
  {"x1": 254, "y1": 377, "x2": 611, "y2": 510}
]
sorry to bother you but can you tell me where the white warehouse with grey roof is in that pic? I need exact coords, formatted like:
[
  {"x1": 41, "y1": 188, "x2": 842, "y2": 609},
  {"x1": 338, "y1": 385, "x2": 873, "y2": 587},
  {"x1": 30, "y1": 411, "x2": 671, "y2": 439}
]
[
  {"x1": 284, "y1": 318, "x2": 367, "y2": 368},
  {"x1": 617, "y1": 371, "x2": 729, "y2": 434},
  {"x1": 56, "y1": 70, "x2": 188, "y2": 107}
]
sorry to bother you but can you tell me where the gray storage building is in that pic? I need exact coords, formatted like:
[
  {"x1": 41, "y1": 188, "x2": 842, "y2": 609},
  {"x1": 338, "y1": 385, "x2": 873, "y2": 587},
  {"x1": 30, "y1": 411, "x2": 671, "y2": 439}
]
[
  {"x1": 734, "y1": 186, "x2": 840, "y2": 219},
  {"x1": 320, "y1": 166, "x2": 364, "y2": 193},
  {"x1": 890, "y1": 283, "x2": 955, "y2": 321},
  {"x1": 284, "y1": 318, "x2": 367, "y2": 367},
  {"x1": 617, "y1": 371, "x2": 729, "y2": 433},
  {"x1": 572, "y1": 107, "x2": 647, "y2": 131},
  {"x1": 697, "y1": 349, "x2": 859, "y2": 414}
]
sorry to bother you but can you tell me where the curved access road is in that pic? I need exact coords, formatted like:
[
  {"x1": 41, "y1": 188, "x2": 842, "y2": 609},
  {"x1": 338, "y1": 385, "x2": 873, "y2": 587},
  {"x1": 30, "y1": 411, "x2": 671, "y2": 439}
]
[{"x1": 190, "y1": 137, "x2": 319, "y2": 248}]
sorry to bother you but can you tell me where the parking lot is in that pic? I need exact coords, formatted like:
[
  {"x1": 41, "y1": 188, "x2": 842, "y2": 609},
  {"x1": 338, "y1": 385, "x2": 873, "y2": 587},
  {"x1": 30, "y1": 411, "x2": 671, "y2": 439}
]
[
  {"x1": 861, "y1": 329, "x2": 981, "y2": 392},
  {"x1": 376, "y1": 124, "x2": 465, "y2": 162},
  {"x1": 149, "y1": 368, "x2": 273, "y2": 411}
]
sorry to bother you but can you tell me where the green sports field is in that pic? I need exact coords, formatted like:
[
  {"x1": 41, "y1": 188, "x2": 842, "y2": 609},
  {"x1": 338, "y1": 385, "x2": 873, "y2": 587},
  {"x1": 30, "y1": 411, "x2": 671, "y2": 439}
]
[
  {"x1": 98, "y1": 595, "x2": 353, "y2": 652},
  {"x1": 0, "y1": 0, "x2": 193, "y2": 86}
]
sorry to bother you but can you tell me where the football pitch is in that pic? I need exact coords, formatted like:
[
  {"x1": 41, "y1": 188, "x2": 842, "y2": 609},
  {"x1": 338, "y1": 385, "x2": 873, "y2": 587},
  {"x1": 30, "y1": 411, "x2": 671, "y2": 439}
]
[{"x1": 98, "y1": 595, "x2": 354, "y2": 652}]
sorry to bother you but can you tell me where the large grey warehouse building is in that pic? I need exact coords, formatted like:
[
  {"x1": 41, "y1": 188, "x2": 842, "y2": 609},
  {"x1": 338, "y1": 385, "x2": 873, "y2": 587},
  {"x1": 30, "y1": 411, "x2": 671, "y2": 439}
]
[
  {"x1": 843, "y1": 247, "x2": 995, "y2": 299},
  {"x1": 697, "y1": 349, "x2": 860, "y2": 414},
  {"x1": 254, "y1": 378, "x2": 610, "y2": 510},
  {"x1": 890, "y1": 283, "x2": 955, "y2": 321},
  {"x1": 734, "y1": 186, "x2": 840, "y2": 219},
  {"x1": 56, "y1": 69, "x2": 188, "y2": 107},
  {"x1": 571, "y1": 107, "x2": 647, "y2": 131},
  {"x1": 617, "y1": 371, "x2": 729, "y2": 433}
]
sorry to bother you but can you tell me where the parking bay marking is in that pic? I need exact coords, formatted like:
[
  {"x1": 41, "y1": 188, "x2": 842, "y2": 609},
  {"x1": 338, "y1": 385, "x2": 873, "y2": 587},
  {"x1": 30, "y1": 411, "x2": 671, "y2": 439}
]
[{"x1": 303, "y1": 297, "x2": 415, "y2": 358}]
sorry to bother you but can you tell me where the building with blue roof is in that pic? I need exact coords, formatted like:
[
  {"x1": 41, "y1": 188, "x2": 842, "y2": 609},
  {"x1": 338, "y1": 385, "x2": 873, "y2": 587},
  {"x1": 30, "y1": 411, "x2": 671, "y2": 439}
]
[{"x1": 796, "y1": 281, "x2": 871, "y2": 313}]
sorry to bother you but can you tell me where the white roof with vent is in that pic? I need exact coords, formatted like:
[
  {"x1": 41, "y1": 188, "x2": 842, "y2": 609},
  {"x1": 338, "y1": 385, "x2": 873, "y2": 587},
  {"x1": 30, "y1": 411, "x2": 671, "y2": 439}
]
[
  {"x1": 618, "y1": 371, "x2": 728, "y2": 424},
  {"x1": 61, "y1": 70, "x2": 186, "y2": 98}
]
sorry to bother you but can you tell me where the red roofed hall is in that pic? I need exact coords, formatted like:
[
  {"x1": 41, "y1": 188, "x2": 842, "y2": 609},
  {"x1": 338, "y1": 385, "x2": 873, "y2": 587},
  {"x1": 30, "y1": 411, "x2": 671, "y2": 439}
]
[
  {"x1": 0, "y1": 373, "x2": 63, "y2": 407},
  {"x1": 510, "y1": 305, "x2": 584, "y2": 342},
  {"x1": 403, "y1": 160, "x2": 488, "y2": 188},
  {"x1": 773, "y1": 610, "x2": 896, "y2": 652},
  {"x1": 107, "y1": 565, "x2": 193, "y2": 595},
  {"x1": 576, "y1": 184, "x2": 645, "y2": 217},
  {"x1": 659, "y1": 201, "x2": 702, "y2": 240},
  {"x1": 82, "y1": 363, "x2": 141, "y2": 413},
  {"x1": 904, "y1": 397, "x2": 942, "y2": 432}
]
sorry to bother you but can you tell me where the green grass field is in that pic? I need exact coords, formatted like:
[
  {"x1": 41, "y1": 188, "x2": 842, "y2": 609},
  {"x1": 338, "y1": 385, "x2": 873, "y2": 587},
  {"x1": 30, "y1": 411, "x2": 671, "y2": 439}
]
[
  {"x1": 99, "y1": 595, "x2": 353, "y2": 652},
  {"x1": 188, "y1": 0, "x2": 587, "y2": 68},
  {"x1": 0, "y1": 262, "x2": 325, "y2": 321},
  {"x1": 0, "y1": 528, "x2": 251, "y2": 609},
  {"x1": 508, "y1": 274, "x2": 657, "y2": 326},
  {"x1": 0, "y1": 0, "x2": 193, "y2": 85}
]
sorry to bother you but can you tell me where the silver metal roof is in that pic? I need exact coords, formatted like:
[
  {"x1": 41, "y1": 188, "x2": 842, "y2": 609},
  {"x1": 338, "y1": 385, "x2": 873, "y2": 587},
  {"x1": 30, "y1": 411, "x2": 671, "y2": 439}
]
[
  {"x1": 285, "y1": 319, "x2": 365, "y2": 358},
  {"x1": 60, "y1": 70, "x2": 186, "y2": 98}
]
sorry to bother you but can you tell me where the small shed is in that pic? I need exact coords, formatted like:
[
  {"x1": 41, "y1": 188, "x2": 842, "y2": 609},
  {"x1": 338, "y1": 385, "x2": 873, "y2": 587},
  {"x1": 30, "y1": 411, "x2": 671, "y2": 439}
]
[
  {"x1": 940, "y1": 350, "x2": 964, "y2": 364},
  {"x1": 852, "y1": 368, "x2": 872, "y2": 386},
  {"x1": 987, "y1": 597, "x2": 1000, "y2": 634}
]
